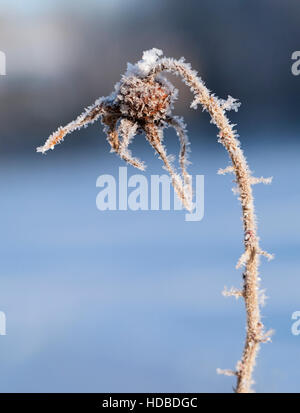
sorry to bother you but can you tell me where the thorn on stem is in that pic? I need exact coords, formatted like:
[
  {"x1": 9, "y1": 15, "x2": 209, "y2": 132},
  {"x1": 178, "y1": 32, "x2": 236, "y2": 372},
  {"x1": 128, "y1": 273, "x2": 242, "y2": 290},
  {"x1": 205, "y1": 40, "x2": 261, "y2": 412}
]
[
  {"x1": 217, "y1": 368, "x2": 237, "y2": 377},
  {"x1": 250, "y1": 176, "x2": 273, "y2": 185},
  {"x1": 259, "y1": 329, "x2": 275, "y2": 343},
  {"x1": 236, "y1": 250, "x2": 250, "y2": 269},
  {"x1": 258, "y1": 249, "x2": 274, "y2": 261},
  {"x1": 222, "y1": 286, "x2": 243, "y2": 299},
  {"x1": 218, "y1": 165, "x2": 234, "y2": 175}
]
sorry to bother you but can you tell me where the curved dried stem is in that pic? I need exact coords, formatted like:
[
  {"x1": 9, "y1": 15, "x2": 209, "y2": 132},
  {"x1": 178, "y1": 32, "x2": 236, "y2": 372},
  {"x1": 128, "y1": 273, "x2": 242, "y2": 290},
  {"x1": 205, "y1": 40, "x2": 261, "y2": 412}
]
[
  {"x1": 117, "y1": 119, "x2": 145, "y2": 170},
  {"x1": 36, "y1": 98, "x2": 105, "y2": 153},
  {"x1": 103, "y1": 114, "x2": 144, "y2": 171},
  {"x1": 150, "y1": 57, "x2": 272, "y2": 393},
  {"x1": 165, "y1": 115, "x2": 192, "y2": 206},
  {"x1": 144, "y1": 123, "x2": 192, "y2": 211}
]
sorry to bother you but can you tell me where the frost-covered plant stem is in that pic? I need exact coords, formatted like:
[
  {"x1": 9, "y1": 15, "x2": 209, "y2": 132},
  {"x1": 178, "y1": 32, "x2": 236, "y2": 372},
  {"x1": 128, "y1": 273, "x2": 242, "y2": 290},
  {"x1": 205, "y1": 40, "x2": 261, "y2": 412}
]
[
  {"x1": 149, "y1": 56, "x2": 273, "y2": 393},
  {"x1": 36, "y1": 49, "x2": 273, "y2": 392}
]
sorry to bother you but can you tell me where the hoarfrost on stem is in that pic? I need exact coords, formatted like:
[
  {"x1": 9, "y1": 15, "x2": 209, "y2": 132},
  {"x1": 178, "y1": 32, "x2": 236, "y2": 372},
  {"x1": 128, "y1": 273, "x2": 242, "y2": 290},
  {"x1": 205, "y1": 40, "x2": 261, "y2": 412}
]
[{"x1": 37, "y1": 49, "x2": 273, "y2": 393}]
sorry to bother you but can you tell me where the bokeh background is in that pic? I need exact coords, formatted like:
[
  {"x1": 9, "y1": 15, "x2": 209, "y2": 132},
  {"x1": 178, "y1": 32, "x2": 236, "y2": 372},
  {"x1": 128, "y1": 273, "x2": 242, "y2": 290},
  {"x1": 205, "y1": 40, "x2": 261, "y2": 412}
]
[{"x1": 0, "y1": 0, "x2": 299, "y2": 392}]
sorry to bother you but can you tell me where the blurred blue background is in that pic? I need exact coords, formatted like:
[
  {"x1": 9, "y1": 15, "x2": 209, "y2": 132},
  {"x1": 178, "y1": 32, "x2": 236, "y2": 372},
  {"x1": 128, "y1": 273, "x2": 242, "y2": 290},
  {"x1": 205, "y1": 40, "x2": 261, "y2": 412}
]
[{"x1": 0, "y1": 0, "x2": 299, "y2": 393}]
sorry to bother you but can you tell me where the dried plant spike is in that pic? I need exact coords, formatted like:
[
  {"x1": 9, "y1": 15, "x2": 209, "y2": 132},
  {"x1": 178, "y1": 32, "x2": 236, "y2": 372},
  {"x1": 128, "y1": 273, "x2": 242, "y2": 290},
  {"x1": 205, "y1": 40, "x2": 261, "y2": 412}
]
[{"x1": 36, "y1": 49, "x2": 273, "y2": 392}]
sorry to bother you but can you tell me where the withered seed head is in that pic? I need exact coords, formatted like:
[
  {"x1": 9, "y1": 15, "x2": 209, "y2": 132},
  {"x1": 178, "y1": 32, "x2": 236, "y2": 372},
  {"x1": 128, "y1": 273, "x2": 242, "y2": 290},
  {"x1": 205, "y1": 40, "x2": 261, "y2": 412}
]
[
  {"x1": 36, "y1": 48, "x2": 192, "y2": 209},
  {"x1": 117, "y1": 76, "x2": 174, "y2": 123},
  {"x1": 36, "y1": 48, "x2": 273, "y2": 394}
]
